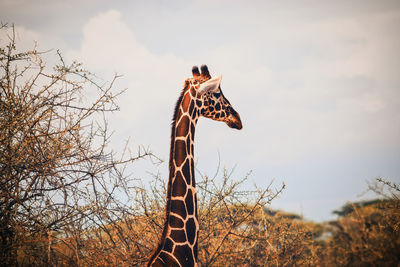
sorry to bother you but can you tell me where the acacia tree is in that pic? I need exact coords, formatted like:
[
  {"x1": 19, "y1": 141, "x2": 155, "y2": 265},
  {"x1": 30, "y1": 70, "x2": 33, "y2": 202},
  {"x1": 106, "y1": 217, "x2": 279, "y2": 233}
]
[{"x1": 0, "y1": 24, "x2": 153, "y2": 265}]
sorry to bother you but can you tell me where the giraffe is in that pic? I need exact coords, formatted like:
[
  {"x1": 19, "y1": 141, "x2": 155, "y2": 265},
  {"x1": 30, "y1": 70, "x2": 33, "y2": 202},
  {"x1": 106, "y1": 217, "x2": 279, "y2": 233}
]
[{"x1": 147, "y1": 65, "x2": 242, "y2": 267}]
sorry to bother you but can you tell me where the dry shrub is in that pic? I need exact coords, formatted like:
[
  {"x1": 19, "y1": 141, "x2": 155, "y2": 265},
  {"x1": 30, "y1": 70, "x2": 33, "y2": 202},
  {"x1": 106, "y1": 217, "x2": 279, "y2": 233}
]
[
  {"x1": 196, "y1": 170, "x2": 285, "y2": 266},
  {"x1": 325, "y1": 179, "x2": 400, "y2": 266},
  {"x1": 0, "y1": 24, "x2": 153, "y2": 266}
]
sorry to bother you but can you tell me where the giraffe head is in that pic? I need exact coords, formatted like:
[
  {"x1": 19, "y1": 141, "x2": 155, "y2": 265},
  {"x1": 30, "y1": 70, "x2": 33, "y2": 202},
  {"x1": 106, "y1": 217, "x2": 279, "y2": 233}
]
[{"x1": 192, "y1": 65, "x2": 242, "y2": 130}]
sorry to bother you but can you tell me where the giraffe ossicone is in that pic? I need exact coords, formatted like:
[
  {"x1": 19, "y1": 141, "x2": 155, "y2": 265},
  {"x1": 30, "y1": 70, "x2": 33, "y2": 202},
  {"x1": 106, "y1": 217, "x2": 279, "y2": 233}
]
[{"x1": 147, "y1": 65, "x2": 242, "y2": 267}]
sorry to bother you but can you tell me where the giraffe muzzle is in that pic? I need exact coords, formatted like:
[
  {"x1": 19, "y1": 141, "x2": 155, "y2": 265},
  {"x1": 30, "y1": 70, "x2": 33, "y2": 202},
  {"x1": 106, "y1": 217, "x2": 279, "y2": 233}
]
[{"x1": 227, "y1": 112, "x2": 242, "y2": 130}]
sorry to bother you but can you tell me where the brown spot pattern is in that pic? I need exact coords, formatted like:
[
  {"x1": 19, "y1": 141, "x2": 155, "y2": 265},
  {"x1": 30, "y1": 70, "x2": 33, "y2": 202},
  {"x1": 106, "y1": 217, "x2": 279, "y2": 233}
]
[
  {"x1": 185, "y1": 189, "x2": 194, "y2": 215},
  {"x1": 174, "y1": 245, "x2": 195, "y2": 267},
  {"x1": 190, "y1": 160, "x2": 195, "y2": 186},
  {"x1": 171, "y1": 200, "x2": 186, "y2": 219},
  {"x1": 186, "y1": 138, "x2": 191, "y2": 155},
  {"x1": 169, "y1": 214, "x2": 184, "y2": 228},
  {"x1": 190, "y1": 86, "x2": 196, "y2": 97},
  {"x1": 170, "y1": 229, "x2": 186, "y2": 243},
  {"x1": 172, "y1": 173, "x2": 186, "y2": 197},
  {"x1": 186, "y1": 218, "x2": 196, "y2": 245},
  {"x1": 182, "y1": 93, "x2": 190, "y2": 112},
  {"x1": 176, "y1": 116, "x2": 189, "y2": 137},
  {"x1": 164, "y1": 238, "x2": 174, "y2": 253},
  {"x1": 189, "y1": 101, "x2": 194, "y2": 116},
  {"x1": 182, "y1": 159, "x2": 191, "y2": 184},
  {"x1": 174, "y1": 140, "x2": 186, "y2": 167},
  {"x1": 190, "y1": 123, "x2": 195, "y2": 140}
]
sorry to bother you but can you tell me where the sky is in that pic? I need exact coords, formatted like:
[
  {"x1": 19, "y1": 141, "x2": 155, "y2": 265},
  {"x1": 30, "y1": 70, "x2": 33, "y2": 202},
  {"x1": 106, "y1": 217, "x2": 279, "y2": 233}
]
[{"x1": 1, "y1": 0, "x2": 399, "y2": 222}]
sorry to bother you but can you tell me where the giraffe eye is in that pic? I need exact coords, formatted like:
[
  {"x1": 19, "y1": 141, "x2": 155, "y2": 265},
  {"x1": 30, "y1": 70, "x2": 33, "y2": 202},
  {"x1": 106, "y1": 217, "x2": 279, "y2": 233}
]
[{"x1": 213, "y1": 93, "x2": 221, "y2": 98}]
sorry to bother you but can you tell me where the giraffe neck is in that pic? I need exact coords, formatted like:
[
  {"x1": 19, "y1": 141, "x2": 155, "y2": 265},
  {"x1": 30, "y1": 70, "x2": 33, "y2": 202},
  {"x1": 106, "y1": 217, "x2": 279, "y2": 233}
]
[{"x1": 148, "y1": 80, "x2": 200, "y2": 267}]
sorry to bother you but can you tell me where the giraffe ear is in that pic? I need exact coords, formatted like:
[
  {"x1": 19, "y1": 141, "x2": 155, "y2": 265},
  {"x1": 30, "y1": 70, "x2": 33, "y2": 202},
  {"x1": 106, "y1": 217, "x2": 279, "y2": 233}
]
[{"x1": 198, "y1": 75, "x2": 222, "y2": 94}]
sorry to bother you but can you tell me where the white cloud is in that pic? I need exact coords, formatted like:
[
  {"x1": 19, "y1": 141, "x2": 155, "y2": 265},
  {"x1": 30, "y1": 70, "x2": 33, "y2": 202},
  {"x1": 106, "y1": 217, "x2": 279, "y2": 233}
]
[{"x1": 66, "y1": 10, "x2": 189, "y2": 151}]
